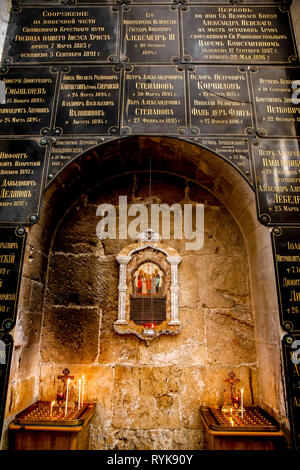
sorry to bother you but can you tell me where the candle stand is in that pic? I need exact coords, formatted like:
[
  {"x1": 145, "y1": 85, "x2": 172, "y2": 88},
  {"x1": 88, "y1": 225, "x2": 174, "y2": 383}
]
[
  {"x1": 9, "y1": 401, "x2": 95, "y2": 450},
  {"x1": 200, "y1": 406, "x2": 284, "y2": 451}
]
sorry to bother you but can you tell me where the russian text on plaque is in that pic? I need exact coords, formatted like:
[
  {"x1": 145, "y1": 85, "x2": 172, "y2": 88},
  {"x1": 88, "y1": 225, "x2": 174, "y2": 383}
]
[
  {"x1": 0, "y1": 140, "x2": 47, "y2": 225},
  {"x1": 0, "y1": 67, "x2": 57, "y2": 136},
  {"x1": 190, "y1": 137, "x2": 252, "y2": 184},
  {"x1": 0, "y1": 227, "x2": 26, "y2": 331},
  {"x1": 188, "y1": 65, "x2": 253, "y2": 136},
  {"x1": 46, "y1": 137, "x2": 114, "y2": 182},
  {"x1": 181, "y1": 6, "x2": 297, "y2": 64},
  {"x1": 272, "y1": 228, "x2": 300, "y2": 333},
  {"x1": 121, "y1": 5, "x2": 179, "y2": 64},
  {"x1": 122, "y1": 65, "x2": 186, "y2": 134},
  {"x1": 250, "y1": 66, "x2": 300, "y2": 138},
  {"x1": 54, "y1": 66, "x2": 121, "y2": 136},
  {"x1": 252, "y1": 139, "x2": 300, "y2": 226}
]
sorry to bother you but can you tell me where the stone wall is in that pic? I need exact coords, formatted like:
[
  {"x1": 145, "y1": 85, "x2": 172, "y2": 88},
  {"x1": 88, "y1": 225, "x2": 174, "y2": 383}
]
[
  {"x1": 37, "y1": 173, "x2": 257, "y2": 450},
  {"x1": 0, "y1": 0, "x2": 297, "y2": 451},
  {"x1": 0, "y1": 0, "x2": 10, "y2": 62}
]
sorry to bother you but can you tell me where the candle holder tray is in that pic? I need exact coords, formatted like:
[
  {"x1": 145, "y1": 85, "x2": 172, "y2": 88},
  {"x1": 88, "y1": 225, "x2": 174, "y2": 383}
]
[{"x1": 200, "y1": 406, "x2": 280, "y2": 433}]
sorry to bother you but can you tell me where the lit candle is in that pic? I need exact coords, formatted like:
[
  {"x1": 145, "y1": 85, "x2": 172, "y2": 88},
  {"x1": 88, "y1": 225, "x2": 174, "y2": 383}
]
[
  {"x1": 65, "y1": 378, "x2": 70, "y2": 417},
  {"x1": 50, "y1": 400, "x2": 55, "y2": 417},
  {"x1": 241, "y1": 388, "x2": 244, "y2": 420},
  {"x1": 82, "y1": 375, "x2": 85, "y2": 407},
  {"x1": 78, "y1": 379, "x2": 81, "y2": 410}
]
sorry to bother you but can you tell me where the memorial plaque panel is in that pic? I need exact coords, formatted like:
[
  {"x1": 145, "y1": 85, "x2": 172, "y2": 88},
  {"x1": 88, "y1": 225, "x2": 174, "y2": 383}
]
[
  {"x1": 0, "y1": 333, "x2": 13, "y2": 439},
  {"x1": 74, "y1": 0, "x2": 116, "y2": 3},
  {"x1": 18, "y1": 0, "x2": 58, "y2": 3},
  {"x1": 0, "y1": 67, "x2": 57, "y2": 136},
  {"x1": 252, "y1": 139, "x2": 300, "y2": 226},
  {"x1": 0, "y1": 139, "x2": 47, "y2": 224},
  {"x1": 282, "y1": 335, "x2": 300, "y2": 451},
  {"x1": 191, "y1": 137, "x2": 252, "y2": 184},
  {"x1": 272, "y1": 228, "x2": 300, "y2": 333},
  {"x1": 47, "y1": 137, "x2": 114, "y2": 182},
  {"x1": 188, "y1": 66, "x2": 253, "y2": 136},
  {"x1": 121, "y1": 6, "x2": 179, "y2": 63},
  {"x1": 122, "y1": 65, "x2": 186, "y2": 134},
  {"x1": 181, "y1": 6, "x2": 297, "y2": 64},
  {"x1": 54, "y1": 66, "x2": 121, "y2": 136},
  {"x1": 0, "y1": 227, "x2": 26, "y2": 331},
  {"x1": 4, "y1": 6, "x2": 118, "y2": 64},
  {"x1": 250, "y1": 66, "x2": 300, "y2": 138}
]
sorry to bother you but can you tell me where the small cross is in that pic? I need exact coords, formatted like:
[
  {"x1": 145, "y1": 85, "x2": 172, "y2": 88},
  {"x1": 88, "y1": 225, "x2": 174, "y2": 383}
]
[{"x1": 58, "y1": 368, "x2": 74, "y2": 386}]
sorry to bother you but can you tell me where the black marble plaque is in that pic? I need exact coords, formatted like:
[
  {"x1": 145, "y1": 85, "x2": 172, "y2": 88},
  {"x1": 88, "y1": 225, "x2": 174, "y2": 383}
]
[
  {"x1": 47, "y1": 137, "x2": 113, "y2": 182},
  {"x1": 4, "y1": 6, "x2": 118, "y2": 64},
  {"x1": 181, "y1": 6, "x2": 297, "y2": 64},
  {"x1": 191, "y1": 136, "x2": 252, "y2": 184},
  {"x1": 0, "y1": 227, "x2": 26, "y2": 331},
  {"x1": 252, "y1": 139, "x2": 300, "y2": 226},
  {"x1": 188, "y1": 66, "x2": 253, "y2": 136},
  {"x1": 0, "y1": 139, "x2": 47, "y2": 224},
  {"x1": 282, "y1": 334, "x2": 300, "y2": 450},
  {"x1": 121, "y1": 5, "x2": 179, "y2": 63},
  {"x1": 272, "y1": 228, "x2": 300, "y2": 333},
  {"x1": 122, "y1": 65, "x2": 186, "y2": 134},
  {"x1": 250, "y1": 66, "x2": 300, "y2": 138},
  {"x1": 0, "y1": 333, "x2": 13, "y2": 439},
  {"x1": 0, "y1": 67, "x2": 57, "y2": 136},
  {"x1": 54, "y1": 66, "x2": 121, "y2": 136}
]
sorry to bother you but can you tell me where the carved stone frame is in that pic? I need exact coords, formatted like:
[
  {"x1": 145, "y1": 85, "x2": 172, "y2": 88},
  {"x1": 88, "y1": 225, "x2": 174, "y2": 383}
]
[{"x1": 114, "y1": 230, "x2": 182, "y2": 344}]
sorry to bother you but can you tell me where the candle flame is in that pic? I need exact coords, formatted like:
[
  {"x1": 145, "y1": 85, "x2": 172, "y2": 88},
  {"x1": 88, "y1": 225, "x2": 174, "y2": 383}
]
[{"x1": 50, "y1": 400, "x2": 55, "y2": 417}]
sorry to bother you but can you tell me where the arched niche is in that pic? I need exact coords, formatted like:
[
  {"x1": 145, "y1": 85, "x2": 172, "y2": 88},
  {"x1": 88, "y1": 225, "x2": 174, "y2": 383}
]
[{"x1": 1, "y1": 136, "x2": 289, "y2": 449}]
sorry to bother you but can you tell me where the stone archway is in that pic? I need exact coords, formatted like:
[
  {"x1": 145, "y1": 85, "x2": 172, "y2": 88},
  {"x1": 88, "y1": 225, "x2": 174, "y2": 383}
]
[{"x1": 2, "y1": 136, "x2": 288, "y2": 449}]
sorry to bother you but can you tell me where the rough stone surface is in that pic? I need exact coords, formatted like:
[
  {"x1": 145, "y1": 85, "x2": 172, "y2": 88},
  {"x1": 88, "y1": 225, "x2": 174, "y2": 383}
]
[
  {"x1": 45, "y1": 255, "x2": 118, "y2": 307},
  {"x1": 41, "y1": 306, "x2": 100, "y2": 363},
  {"x1": 206, "y1": 308, "x2": 256, "y2": 365}
]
